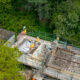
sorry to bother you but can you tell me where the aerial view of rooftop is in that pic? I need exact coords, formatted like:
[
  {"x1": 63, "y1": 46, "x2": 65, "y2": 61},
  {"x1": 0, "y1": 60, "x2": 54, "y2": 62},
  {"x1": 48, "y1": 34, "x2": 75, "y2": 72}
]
[{"x1": 0, "y1": 0, "x2": 80, "y2": 80}]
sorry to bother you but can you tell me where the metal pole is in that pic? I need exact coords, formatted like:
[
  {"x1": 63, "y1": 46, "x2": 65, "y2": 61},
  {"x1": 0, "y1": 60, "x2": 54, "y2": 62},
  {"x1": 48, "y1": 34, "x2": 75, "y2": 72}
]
[{"x1": 45, "y1": 32, "x2": 46, "y2": 40}]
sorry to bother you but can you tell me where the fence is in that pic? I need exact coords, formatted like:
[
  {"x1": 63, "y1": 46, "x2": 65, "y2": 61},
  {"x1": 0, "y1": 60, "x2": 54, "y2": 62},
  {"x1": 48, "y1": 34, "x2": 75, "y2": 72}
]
[
  {"x1": 27, "y1": 30, "x2": 56, "y2": 41},
  {"x1": 26, "y1": 30, "x2": 80, "y2": 48}
]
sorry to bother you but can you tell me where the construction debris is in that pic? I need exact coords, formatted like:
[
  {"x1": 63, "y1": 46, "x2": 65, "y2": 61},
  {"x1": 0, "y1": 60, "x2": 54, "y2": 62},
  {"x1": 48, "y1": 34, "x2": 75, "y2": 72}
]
[
  {"x1": 12, "y1": 35, "x2": 49, "y2": 69},
  {"x1": 33, "y1": 72, "x2": 44, "y2": 80},
  {"x1": 12, "y1": 34, "x2": 80, "y2": 80},
  {"x1": 21, "y1": 69, "x2": 33, "y2": 80}
]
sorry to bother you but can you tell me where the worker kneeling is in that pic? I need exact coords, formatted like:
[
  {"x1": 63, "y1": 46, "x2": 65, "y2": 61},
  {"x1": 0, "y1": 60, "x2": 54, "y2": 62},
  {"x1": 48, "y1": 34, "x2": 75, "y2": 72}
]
[{"x1": 30, "y1": 43, "x2": 35, "y2": 49}]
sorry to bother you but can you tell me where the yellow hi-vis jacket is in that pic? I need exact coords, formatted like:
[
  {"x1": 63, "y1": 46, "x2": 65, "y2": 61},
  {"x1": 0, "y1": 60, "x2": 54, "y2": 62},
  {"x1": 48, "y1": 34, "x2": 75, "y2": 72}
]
[
  {"x1": 37, "y1": 37, "x2": 39, "y2": 42},
  {"x1": 21, "y1": 29, "x2": 27, "y2": 35},
  {"x1": 30, "y1": 43, "x2": 35, "y2": 49}
]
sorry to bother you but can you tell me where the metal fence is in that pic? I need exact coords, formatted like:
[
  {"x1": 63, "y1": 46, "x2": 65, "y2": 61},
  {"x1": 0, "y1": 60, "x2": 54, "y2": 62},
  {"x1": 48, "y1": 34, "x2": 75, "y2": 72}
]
[
  {"x1": 27, "y1": 30, "x2": 56, "y2": 41},
  {"x1": 26, "y1": 30, "x2": 80, "y2": 48}
]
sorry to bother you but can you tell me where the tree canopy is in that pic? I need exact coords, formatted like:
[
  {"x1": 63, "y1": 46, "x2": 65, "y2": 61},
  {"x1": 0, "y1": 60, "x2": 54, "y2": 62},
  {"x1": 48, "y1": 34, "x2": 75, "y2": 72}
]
[
  {"x1": 0, "y1": 44, "x2": 25, "y2": 80},
  {"x1": 0, "y1": 0, "x2": 80, "y2": 46},
  {"x1": 50, "y1": 0, "x2": 80, "y2": 45}
]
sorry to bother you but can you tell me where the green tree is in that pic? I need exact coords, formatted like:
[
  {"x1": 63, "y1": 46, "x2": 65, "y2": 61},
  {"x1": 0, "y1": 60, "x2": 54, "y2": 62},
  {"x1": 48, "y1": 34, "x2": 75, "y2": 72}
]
[
  {"x1": 0, "y1": 44, "x2": 25, "y2": 80},
  {"x1": 50, "y1": 0, "x2": 80, "y2": 46},
  {"x1": 0, "y1": 0, "x2": 13, "y2": 13}
]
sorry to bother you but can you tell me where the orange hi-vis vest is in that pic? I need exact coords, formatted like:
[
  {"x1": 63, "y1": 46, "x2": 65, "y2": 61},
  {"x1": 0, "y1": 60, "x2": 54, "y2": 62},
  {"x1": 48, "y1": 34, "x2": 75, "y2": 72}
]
[
  {"x1": 32, "y1": 77, "x2": 35, "y2": 80},
  {"x1": 21, "y1": 29, "x2": 27, "y2": 35},
  {"x1": 37, "y1": 37, "x2": 39, "y2": 42}
]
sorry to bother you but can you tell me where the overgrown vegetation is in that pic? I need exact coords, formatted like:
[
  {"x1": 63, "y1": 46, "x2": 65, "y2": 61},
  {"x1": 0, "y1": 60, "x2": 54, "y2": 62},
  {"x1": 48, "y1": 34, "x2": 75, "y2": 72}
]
[
  {"x1": 0, "y1": 0, "x2": 80, "y2": 46},
  {"x1": 50, "y1": 0, "x2": 80, "y2": 46},
  {"x1": 0, "y1": 44, "x2": 25, "y2": 80}
]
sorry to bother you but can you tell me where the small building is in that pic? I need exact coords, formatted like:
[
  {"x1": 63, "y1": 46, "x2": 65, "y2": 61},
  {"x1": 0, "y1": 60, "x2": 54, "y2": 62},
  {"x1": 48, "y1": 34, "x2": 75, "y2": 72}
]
[{"x1": 0, "y1": 28, "x2": 15, "y2": 46}]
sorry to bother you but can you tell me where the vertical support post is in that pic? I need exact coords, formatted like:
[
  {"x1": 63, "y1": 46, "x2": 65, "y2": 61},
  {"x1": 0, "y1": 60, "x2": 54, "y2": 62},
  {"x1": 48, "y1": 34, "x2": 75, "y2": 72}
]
[
  {"x1": 45, "y1": 32, "x2": 46, "y2": 40},
  {"x1": 32, "y1": 30, "x2": 33, "y2": 36},
  {"x1": 37, "y1": 30, "x2": 40, "y2": 37},
  {"x1": 64, "y1": 41, "x2": 67, "y2": 49}
]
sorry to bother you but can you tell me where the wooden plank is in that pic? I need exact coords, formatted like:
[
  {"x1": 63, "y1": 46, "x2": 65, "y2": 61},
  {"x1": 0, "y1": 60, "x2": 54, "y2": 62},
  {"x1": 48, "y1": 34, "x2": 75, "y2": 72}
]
[{"x1": 43, "y1": 67, "x2": 80, "y2": 80}]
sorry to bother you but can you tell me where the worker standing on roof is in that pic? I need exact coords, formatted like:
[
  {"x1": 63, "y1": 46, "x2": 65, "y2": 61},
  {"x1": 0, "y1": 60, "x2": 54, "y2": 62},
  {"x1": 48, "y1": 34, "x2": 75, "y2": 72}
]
[
  {"x1": 30, "y1": 43, "x2": 35, "y2": 49},
  {"x1": 57, "y1": 37, "x2": 60, "y2": 41},
  {"x1": 21, "y1": 29, "x2": 27, "y2": 35},
  {"x1": 21, "y1": 29, "x2": 26, "y2": 35},
  {"x1": 36, "y1": 37, "x2": 39, "y2": 43},
  {"x1": 32, "y1": 77, "x2": 35, "y2": 80},
  {"x1": 21, "y1": 26, "x2": 27, "y2": 35}
]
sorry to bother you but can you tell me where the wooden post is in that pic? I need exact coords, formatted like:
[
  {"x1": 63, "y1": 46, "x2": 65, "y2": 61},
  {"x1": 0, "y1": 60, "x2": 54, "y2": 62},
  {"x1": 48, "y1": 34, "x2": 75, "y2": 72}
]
[{"x1": 45, "y1": 32, "x2": 46, "y2": 40}]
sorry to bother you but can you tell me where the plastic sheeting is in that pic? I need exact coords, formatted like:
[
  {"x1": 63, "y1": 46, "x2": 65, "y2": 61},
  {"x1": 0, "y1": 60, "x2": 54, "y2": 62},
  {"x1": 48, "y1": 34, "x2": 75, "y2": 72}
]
[{"x1": 19, "y1": 41, "x2": 31, "y2": 53}]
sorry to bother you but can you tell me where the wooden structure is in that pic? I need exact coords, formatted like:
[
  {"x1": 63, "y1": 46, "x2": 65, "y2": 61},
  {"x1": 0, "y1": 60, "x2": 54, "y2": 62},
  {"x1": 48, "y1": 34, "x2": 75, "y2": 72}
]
[
  {"x1": 18, "y1": 43, "x2": 47, "y2": 69},
  {"x1": 43, "y1": 46, "x2": 80, "y2": 80},
  {"x1": 12, "y1": 35, "x2": 49, "y2": 69},
  {"x1": 12, "y1": 36, "x2": 80, "y2": 80}
]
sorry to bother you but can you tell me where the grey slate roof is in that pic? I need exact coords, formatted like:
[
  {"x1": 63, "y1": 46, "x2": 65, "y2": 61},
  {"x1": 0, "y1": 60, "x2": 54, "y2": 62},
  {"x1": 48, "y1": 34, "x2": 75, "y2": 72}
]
[{"x1": 0, "y1": 28, "x2": 15, "y2": 42}]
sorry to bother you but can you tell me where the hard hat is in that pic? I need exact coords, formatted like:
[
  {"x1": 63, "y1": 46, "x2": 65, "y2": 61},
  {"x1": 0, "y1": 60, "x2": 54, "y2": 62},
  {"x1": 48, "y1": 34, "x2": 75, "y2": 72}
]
[
  {"x1": 57, "y1": 37, "x2": 60, "y2": 40},
  {"x1": 23, "y1": 26, "x2": 26, "y2": 30},
  {"x1": 29, "y1": 39, "x2": 31, "y2": 42}
]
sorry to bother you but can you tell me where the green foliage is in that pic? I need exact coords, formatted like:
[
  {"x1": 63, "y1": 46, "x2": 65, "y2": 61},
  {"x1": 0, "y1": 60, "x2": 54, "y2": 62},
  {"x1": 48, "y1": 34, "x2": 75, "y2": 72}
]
[
  {"x1": 0, "y1": 12, "x2": 39, "y2": 33},
  {"x1": 0, "y1": 0, "x2": 80, "y2": 46},
  {"x1": 0, "y1": 0, "x2": 39, "y2": 33},
  {"x1": 0, "y1": 44, "x2": 25, "y2": 80},
  {"x1": 50, "y1": 0, "x2": 80, "y2": 45},
  {"x1": 0, "y1": 0, "x2": 13, "y2": 13}
]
